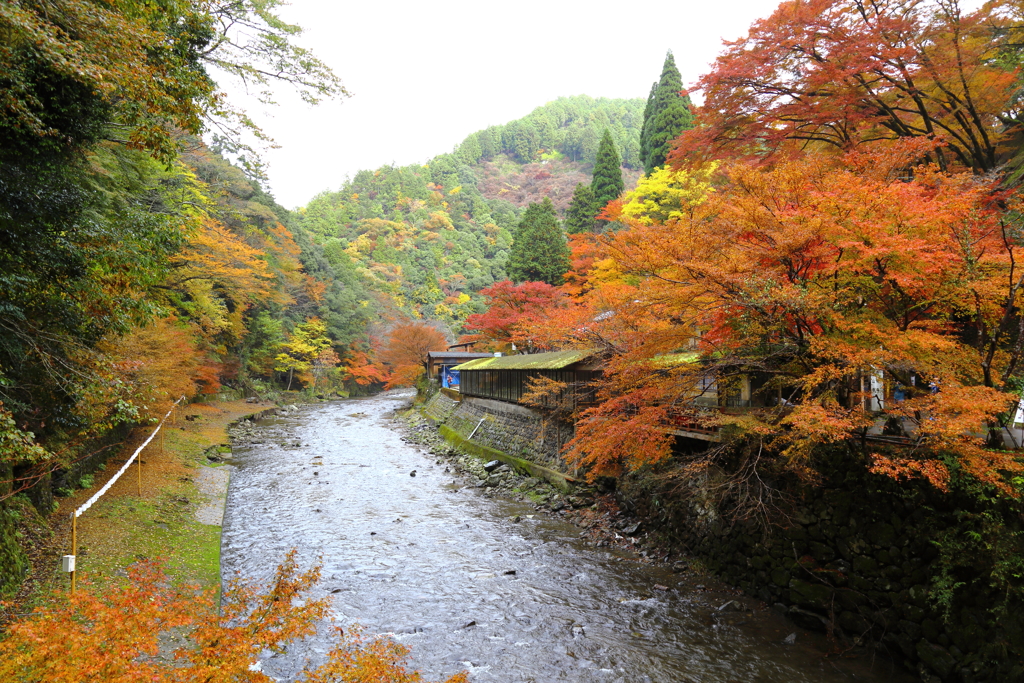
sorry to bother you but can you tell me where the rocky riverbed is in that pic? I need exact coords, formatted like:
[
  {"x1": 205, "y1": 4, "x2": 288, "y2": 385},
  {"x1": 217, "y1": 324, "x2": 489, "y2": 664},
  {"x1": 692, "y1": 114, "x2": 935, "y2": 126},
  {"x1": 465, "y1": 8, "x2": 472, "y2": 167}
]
[{"x1": 220, "y1": 391, "x2": 912, "y2": 683}]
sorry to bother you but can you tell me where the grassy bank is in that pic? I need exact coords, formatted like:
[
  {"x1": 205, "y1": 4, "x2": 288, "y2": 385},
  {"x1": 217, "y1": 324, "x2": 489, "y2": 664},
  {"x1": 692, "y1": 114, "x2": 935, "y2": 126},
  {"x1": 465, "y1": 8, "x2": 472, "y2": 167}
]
[{"x1": 6, "y1": 400, "x2": 270, "y2": 612}]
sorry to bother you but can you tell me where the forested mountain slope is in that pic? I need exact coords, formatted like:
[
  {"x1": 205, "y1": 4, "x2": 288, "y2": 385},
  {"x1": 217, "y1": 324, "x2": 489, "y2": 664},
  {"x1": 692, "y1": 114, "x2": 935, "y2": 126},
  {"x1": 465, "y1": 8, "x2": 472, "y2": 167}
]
[{"x1": 297, "y1": 96, "x2": 644, "y2": 326}]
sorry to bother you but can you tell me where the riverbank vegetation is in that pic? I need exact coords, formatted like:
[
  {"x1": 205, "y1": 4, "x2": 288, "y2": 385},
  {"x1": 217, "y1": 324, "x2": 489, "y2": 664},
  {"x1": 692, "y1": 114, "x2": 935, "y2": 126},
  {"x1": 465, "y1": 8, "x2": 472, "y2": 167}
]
[
  {"x1": 1, "y1": 547, "x2": 466, "y2": 683},
  {"x1": 5, "y1": 0, "x2": 1024, "y2": 677},
  {"x1": 452, "y1": 2, "x2": 1024, "y2": 673}
]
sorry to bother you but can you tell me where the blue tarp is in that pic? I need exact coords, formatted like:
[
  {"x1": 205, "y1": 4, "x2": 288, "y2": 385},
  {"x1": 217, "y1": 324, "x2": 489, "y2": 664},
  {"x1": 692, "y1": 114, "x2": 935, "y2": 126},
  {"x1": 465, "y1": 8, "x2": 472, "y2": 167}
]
[{"x1": 441, "y1": 367, "x2": 460, "y2": 389}]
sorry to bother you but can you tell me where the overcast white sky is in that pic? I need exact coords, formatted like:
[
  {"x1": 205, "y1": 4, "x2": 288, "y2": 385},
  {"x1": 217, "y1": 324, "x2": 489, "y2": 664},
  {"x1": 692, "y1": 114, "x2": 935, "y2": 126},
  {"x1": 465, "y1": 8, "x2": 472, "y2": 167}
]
[{"x1": 227, "y1": 1, "x2": 785, "y2": 209}]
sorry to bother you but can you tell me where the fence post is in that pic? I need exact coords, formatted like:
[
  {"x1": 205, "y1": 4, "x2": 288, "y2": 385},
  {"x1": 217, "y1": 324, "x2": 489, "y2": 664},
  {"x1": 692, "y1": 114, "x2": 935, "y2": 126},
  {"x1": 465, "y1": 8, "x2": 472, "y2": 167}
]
[
  {"x1": 68, "y1": 395, "x2": 185, "y2": 591},
  {"x1": 70, "y1": 514, "x2": 77, "y2": 594}
]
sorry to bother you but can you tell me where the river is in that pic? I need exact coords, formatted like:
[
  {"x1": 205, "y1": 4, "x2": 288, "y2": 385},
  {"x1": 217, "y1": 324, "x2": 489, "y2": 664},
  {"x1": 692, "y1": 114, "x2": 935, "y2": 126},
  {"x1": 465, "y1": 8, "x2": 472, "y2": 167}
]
[{"x1": 221, "y1": 392, "x2": 911, "y2": 683}]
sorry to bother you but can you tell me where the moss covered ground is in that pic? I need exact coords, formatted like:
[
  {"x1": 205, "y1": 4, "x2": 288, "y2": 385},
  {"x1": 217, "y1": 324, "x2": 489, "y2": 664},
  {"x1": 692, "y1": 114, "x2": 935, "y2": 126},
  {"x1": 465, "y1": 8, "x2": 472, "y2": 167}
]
[{"x1": 2, "y1": 400, "x2": 268, "y2": 619}]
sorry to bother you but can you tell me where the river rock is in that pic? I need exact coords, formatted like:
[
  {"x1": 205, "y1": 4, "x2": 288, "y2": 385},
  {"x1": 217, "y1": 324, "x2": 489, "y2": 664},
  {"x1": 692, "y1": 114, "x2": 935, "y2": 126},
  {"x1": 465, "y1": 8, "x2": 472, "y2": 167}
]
[
  {"x1": 916, "y1": 640, "x2": 956, "y2": 681},
  {"x1": 483, "y1": 460, "x2": 502, "y2": 473},
  {"x1": 788, "y1": 605, "x2": 829, "y2": 632}
]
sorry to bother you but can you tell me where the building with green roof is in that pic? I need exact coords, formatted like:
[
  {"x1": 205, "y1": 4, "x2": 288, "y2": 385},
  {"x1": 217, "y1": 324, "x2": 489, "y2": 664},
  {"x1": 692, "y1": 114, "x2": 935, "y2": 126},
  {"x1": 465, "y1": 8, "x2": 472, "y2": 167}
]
[{"x1": 454, "y1": 349, "x2": 601, "y2": 406}]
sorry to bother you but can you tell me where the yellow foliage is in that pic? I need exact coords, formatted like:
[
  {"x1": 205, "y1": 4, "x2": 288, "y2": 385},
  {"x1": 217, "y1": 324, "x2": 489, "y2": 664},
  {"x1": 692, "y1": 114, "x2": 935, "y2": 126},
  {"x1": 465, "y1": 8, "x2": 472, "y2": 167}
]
[
  {"x1": 164, "y1": 217, "x2": 276, "y2": 343},
  {"x1": 620, "y1": 163, "x2": 717, "y2": 226}
]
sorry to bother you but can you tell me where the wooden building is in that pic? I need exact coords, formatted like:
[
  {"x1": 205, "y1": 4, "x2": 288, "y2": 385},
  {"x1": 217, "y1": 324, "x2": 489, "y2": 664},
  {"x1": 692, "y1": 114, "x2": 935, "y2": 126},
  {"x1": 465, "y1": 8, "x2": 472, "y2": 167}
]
[
  {"x1": 454, "y1": 349, "x2": 601, "y2": 407},
  {"x1": 426, "y1": 351, "x2": 499, "y2": 390}
]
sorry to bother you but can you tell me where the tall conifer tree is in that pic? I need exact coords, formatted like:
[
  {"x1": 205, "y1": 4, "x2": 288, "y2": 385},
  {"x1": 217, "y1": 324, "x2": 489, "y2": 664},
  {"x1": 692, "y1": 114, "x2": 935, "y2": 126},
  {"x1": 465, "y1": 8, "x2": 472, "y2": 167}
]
[
  {"x1": 506, "y1": 197, "x2": 570, "y2": 285},
  {"x1": 591, "y1": 129, "x2": 624, "y2": 212},
  {"x1": 565, "y1": 183, "x2": 598, "y2": 234},
  {"x1": 639, "y1": 51, "x2": 694, "y2": 174}
]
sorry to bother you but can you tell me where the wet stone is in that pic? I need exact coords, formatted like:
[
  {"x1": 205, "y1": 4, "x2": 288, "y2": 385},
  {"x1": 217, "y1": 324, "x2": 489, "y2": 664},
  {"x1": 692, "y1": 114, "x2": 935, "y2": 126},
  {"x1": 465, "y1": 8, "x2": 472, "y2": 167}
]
[{"x1": 220, "y1": 393, "x2": 906, "y2": 683}]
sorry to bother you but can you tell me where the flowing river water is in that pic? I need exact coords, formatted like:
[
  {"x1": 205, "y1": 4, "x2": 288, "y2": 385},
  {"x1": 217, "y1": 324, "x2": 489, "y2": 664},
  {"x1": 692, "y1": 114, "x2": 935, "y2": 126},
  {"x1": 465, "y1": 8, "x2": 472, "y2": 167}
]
[{"x1": 221, "y1": 392, "x2": 911, "y2": 683}]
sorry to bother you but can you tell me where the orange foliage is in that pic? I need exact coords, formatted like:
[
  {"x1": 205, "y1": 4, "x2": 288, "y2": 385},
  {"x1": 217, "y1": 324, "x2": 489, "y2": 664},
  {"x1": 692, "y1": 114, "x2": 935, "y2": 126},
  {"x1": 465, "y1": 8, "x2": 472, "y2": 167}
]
[
  {"x1": 304, "y1": 275, "x2": 328, "y2": 304},
  {"x1": 165, "y1": 218, "x2": 277, "y2": 345},
  {"x1": 464, "y1": 280, "x2": 565, "y2": 352},
  {"x1": 379, "y1": 322, "x2": 448, "y2": 389},
  {"x1": 263, "y1": 223, "x2": 306, "y2": 297},
  {"x1": 675, "y1": 0, "x2": 1019, "y2": 173},
  {"x1": 0, "y1": 552, "x2": 466, "y2": 683},
  {"x1": 95, "y1": 317, "x2": 205, "y2": 420},
  {"x1": 340, "y1": 349, "x2": 386, "y2": 388},
  {"x1": 550, "y1": 146, "x2": 1024, "y2": 491}
]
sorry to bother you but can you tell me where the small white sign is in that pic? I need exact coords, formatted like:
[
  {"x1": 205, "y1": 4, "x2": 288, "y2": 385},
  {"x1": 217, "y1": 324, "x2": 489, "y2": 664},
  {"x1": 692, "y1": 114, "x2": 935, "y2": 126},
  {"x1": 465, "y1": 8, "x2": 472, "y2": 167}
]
[{"x1": 62, "y1": 555, "x2": 76, "y2": 572}]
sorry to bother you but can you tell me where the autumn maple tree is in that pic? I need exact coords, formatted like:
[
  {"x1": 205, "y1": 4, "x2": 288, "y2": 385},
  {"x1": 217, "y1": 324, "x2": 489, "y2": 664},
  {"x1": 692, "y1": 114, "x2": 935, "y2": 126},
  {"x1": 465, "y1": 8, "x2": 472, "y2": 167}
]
[
  {"x1": 339, "y1": 348, "x2": 387, "y2": 391},
  {"x1": 0, "y1": 552, "x2": 466, "y2": 683},
  {"x1": 675, "y1": 0, "x2": 1023, "y2": 173},
  {"x1": 463, "y1": 280, "x2": 565, "y2": 352},
  {"x1": 552, "y1": 143, "x2": 1024, "y2": 496},
  {"x1": 379, "y1": 321, "x2": 449, "y2": 389}
]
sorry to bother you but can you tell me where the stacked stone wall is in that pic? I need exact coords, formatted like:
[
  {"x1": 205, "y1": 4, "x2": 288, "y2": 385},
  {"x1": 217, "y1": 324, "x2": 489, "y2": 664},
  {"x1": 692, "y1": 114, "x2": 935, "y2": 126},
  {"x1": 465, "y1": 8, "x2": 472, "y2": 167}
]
[
  {"x1": 618, "y1": 452, "x2": 1024, "y2": 683},
  {"x1": 442, "y1": 396, "x2": 573, "y2": 469},
  {"x1": 421, "y1": 392, "x2": 459, "y2": 423},
  {"x1": 420, "y1": 393, "x2": 575, "y2": 471}
]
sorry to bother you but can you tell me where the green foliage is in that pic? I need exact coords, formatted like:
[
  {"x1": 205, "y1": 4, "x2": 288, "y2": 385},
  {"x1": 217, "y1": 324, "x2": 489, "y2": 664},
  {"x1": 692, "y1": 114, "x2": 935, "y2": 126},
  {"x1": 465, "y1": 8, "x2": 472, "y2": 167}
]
[
  {"x1": 299, "y1": 163, "x2": 511, "y2": 326},
  {"x1": 639, "y1": 51, "x2": 694, "y2": 174},
  {"x1": 242, "y1": 310, "x2": 286, "y2": 379},
  {"x1": 0, "y1": 0, "x2": 346, "y2": 514},
  {"x1": 565, "y1": 182, "x2": 599, "y2": 234},
  {"x1": 296, "y1": 97, "x2": 646, "y2": 329},
  {"x1": 0, "y1": 144, "x2": 187, "y2": 444},
  {"x1": 453, "y1": 96, "x2": 644, "y2": 169},
  {"x1": 591, "y1": 129, "x2": 624, "y2": 210},
  {"x1": 929, "y1": 464, "x2": 1024, "y2": 625},
  {"x1": 0, "y1": 404, "x2": 49, "y2": 469},
  {"x1": 0, "y1": 500, "x2": 28, "y2": 597},
  {"x1": 506, "y1": 198, "x2": 570, "y2": 286}
]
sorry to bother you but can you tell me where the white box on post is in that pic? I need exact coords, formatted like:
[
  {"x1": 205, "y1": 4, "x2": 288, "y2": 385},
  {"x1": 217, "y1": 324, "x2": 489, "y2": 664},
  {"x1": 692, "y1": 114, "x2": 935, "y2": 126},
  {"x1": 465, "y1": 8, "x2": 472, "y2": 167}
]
[{"x1": 62, "y1": 555, "x2": 76, "y2": 572}]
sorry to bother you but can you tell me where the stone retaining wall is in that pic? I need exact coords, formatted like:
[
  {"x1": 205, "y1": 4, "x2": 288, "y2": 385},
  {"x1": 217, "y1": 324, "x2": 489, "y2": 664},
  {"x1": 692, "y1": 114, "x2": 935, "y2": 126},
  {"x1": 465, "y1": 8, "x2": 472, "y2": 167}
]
[
  {"x1": 422, "y1": 392, "x2": 459, "y2": 423},
  {"x1": 617, "y1": 452, "x2": 1024, "y2": 683},
  {"x1": 421, "y1": 393, "x2": 573, "y2": 470},
  {"x1": 419, "y1": 392, "x2": 1023, "y2": 682}
]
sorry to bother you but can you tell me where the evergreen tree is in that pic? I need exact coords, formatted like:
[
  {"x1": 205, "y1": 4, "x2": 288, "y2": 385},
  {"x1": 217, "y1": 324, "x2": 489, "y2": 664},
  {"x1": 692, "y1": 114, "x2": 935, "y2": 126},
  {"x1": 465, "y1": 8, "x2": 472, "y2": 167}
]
[
  {"x1": 640, "y1": 81, "x2": 657, "y2": 165},
  {"x1": 506, "y1": 197, "x2": 570, "y2": 285},
  {"x1": 565, "y1": 183, "x2": 598, "y2": 234},
  {"x1": 639, "y1": 51, "x2": 694, "y2": 174},
  {"x1": 591, "y1": 129, "x2": 624, "y2": 211}
]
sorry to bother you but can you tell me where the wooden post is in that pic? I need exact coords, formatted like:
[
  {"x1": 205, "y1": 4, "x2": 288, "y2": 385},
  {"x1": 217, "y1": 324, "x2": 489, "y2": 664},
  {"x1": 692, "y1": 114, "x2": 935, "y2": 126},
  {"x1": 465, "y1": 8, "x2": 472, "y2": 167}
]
[{"x1": 71, "y1": 514, "x2": 77, "y2": 594}]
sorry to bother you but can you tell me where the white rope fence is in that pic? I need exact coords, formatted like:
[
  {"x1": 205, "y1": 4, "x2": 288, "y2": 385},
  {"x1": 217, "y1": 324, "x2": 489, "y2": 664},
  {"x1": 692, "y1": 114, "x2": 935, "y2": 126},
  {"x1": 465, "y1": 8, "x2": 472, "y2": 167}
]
[{"x1": 67, "y1": 395, "x2": 186, "y2": 591}]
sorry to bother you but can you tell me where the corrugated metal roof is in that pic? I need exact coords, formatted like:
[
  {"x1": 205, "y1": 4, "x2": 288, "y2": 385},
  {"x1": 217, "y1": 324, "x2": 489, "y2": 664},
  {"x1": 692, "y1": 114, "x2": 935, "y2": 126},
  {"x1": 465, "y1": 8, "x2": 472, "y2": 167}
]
[{"x1": 454, "y1": 349, "x2": 597, "y2": 371}]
